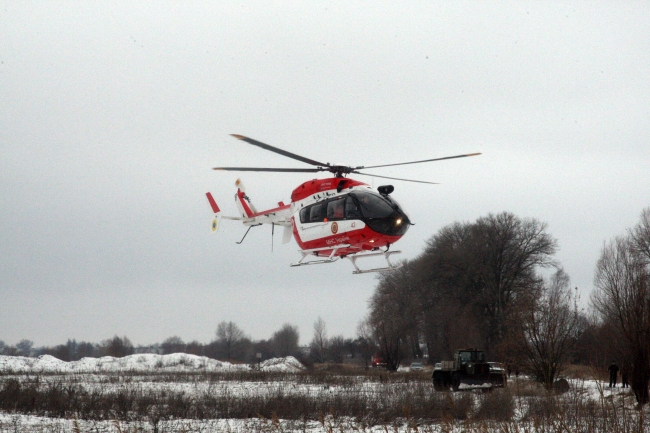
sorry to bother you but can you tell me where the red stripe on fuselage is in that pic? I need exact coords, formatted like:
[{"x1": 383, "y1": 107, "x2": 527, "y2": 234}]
[{"x1": 293, "y1": 223, "x2": 403, "y2": 257}]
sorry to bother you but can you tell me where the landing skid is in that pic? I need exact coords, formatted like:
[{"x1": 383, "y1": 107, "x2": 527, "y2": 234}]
[
  {"x1": 345, "y1": 250, "x2": 402, "y2": 274},
  {"x1": 290, "y1": 244, "x2": 352, "y2": 267},
  {"x1": 290, "y1": 245, "x2": 402, "y2": 274}
]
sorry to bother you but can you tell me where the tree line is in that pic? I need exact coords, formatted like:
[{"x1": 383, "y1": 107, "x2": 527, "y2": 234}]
[
  {"x1": 0, "y1": 319, "x2": 373, "y2": 368},
  {"x1": 362, "y1": 209, "x2": 650, "y2": 406},
  {"x1": 0, "y1": 323, "x2": 300, "y2": 364}
]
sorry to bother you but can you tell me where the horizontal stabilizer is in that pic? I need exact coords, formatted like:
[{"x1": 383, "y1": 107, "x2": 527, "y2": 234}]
[{"x1": 210, "y1": 215, "x2": 222, "y2": 234}]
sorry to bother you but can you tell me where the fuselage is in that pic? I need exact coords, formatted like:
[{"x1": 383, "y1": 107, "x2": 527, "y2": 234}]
[{"x1": 289, "y1": 178, "x2": 410, "y2": 256}]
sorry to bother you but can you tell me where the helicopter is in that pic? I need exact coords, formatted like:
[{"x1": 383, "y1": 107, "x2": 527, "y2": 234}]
[{"x1": 206, "y1": 134, "x2": 480, "y2": 274}]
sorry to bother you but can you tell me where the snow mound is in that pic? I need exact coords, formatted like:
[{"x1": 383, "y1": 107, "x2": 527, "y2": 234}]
[
  {"x1": 258, "y1": 356, "x2": 305, "y2": 372},
  {"x1": 0, "y1": 354, "x2": 304, "y2": 374}
]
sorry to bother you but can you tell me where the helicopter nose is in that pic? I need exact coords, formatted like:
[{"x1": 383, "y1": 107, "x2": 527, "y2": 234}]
[{"x1": 365, "y1": 212, "x2": 410, "y2": 237}]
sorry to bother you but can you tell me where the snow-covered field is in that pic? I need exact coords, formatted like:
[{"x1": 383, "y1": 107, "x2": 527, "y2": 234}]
[
  {"x1": 1, "y1": 355, "x2": 649, "y2": 433},
  {"x1": 0, "y1": 413, "x2": 441, "y2": 433}
]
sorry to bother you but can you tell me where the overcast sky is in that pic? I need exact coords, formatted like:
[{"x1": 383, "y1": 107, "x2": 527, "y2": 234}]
[{"x1": 1, "y1": 2, "x2": 649, "y2": 348}]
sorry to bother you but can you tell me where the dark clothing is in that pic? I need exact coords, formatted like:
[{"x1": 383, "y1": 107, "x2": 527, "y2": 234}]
[
  {"x1": 608, "y1": 363, "x2": 619, "y2": 387},
  {"x1": 621, "y1": 370, "x2": 629, "y2": 388}
]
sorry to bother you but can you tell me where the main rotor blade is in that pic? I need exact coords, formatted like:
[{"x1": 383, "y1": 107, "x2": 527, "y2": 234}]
[
  {"x1": 353, "y1": 171, "x2": 439, "y2": 185},
  {"x1": 213, "y1": 167, "x2": 323, "y2": 173},
  {"x1": 231, "y1": 134, "x2": 328, "y2": 167},
  {"x1": 359, "y1": 152, "x2": 481, "y2": 170}
]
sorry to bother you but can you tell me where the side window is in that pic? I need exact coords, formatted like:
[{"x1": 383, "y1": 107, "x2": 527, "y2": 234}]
[
  {"x1": 326, "y1": 198, "x2": 345, "y2": 220},
  {"x1": 299, "y1": 207, "x2": 309, "y2": 224},
  {"x1": 309, "y1": 203, "x2": 325, "y2": 222},
  {"x1": 345, "y1": 196, "x2": 361, "y2": 219}
]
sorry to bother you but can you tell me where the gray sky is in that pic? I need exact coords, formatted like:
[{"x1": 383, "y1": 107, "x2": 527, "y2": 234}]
[{"x1": 1, "y1": 2, "x2": 649, "y2": 347}]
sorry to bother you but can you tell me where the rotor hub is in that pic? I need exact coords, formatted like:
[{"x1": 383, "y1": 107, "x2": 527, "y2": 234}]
[{"x1": 326, "y1": 164, "x2": 355, "y2": 176}]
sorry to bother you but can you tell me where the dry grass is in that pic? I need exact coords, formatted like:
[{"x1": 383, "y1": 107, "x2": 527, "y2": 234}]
[
  {"x1": 507, "y1": 376, "x2": 546, "y2": 397},
  {"x1": 1, "y1": 367, "x2": 649, "y2": 432},
  {"x1": 563, "y1": 364, "x2": 595, "y2": 381}
]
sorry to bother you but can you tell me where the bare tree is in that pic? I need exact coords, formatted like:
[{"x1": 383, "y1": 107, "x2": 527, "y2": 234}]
[
  {"x1": 630, "y1": 208, "x2": 650, "y2": 261},
  {"x1": 592, "y1": 231, "x2": 650, "y2": 405},
  {"x1": 469, "y1": 213, "x2": 557, "y2": 350},
  {"x1": 368, "y1": 269, "x2": 418, "y2": 371},
  {"x1": 161, "y1": 336, "x2": 185, "y2": 355},
  {"x1": 271, "y1": 323, "x2": 299, "y2": 357},
  {"x1": 48, "y1": 344, "x2": 71, "y2": 361},
  {"x1": 216, "y1": 321, "x2": 245, "y2": 360},
  {"x1": 65, "y1": 339, "x2": 78, "y2": 361},
  {"x1": 2, "y1": 345, "x2": 17, "y2": 356},
  {"x1": 356, "y1": 320, "x2": 377, "y2": 368},
  {"x1": 16, "y1": 339, "x2": 33, "y2": 357},
  {"x1": 343, "y1": 338, "x2": 358, "y2": 360},
  {"x1": 520, "y1": 269, "x2": 580, "y2": 389},
  {"x1": 310, "y1": 316, "x2": 328, "y2": 363},
  {"x1": 405, "y1": 213, "x2": 556, "y2": 361},
  {"x1": 328, "y1": 335, "x2": 346, "y2": 363},
  {"x1": 185, "y1": 340, "x2": 204, "y2": 356},
  {"x1": 76, "y1": 341, "x2": 96, "y2": 359},
  {"x1": 100, "y1": 335, "x2": 134, "y2": 358}
]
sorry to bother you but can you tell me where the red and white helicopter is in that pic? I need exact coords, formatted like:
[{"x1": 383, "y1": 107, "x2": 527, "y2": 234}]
[{"x1": 206, "y1": 135, "x2": 480, "y2": 274}]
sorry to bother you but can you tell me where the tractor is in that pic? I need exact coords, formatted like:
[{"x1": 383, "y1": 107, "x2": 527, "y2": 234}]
[{"x1": 432, "y1": 348, "x2": 506, "y2": 391}]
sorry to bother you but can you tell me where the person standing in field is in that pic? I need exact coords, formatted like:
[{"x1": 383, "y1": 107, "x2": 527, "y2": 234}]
[
  {"x1": 608, "y1": 361, "x2": 619, "y2": 388},
  {"x1": 621, "y1": 366, "x2": 629, "y2": 388}
]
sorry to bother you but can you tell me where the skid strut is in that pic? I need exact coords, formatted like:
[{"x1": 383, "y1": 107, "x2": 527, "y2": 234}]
[
  {"x1": 345, "y1": 250, "x2": 402, "y2": 274},
  {"x1": 290, "y1": 244, "x2": 353, "y2": 267},
  {"x1": 291, "y1": 245, "x2": 402, "y2": 274}
]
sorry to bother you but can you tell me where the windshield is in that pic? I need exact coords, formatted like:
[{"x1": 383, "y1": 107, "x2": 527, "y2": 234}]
[
  {"x1": 349, "y1": 191, "x2": 395, "y2": 218},
  {"x1": 459, "y1": 351, "x2": 485, "y2": 362}
]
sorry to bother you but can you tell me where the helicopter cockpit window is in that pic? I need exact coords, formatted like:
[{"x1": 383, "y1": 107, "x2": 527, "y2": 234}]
[
  {"x1": 309, "y1": 203, "x2": 325, "y2": 222},
  {"x1": 345, "y1": 196, "x2": 361, "y2": 219},
  {"x1": 299, "y1": 192, "x2": 401, "y2": 225},
  {"x1": 299, "y1": 207, "x2": 309, "y2": 224},
  {"x1": 326, "y1": 197, "x2": 345, "y2": 220},
  {"x1": 351, "y1": 191, "x2": 395, "y2": 218}
]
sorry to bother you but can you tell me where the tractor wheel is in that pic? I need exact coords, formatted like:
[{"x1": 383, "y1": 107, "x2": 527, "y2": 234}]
[
  {"x1": 433, "y1": 374, "x2": 445, "y2": 391},
  {"x1": 451, "y1": 373, "x2": 461, "y2": 391}
]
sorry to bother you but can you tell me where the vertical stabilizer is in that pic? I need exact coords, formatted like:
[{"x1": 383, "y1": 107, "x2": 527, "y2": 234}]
[{"x1": 234, "y1": 178, "x2": 258, "y2": 218}]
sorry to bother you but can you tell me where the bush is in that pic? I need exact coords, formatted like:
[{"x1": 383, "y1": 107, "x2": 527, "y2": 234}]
[{"x1": 474, "y1": 389, "x2": 514, "y2": 421}]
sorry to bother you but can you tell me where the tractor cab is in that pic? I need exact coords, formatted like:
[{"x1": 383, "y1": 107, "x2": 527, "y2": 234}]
[{"x1": 456, "y1": 349, "x2": 486, "y2": 364}]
